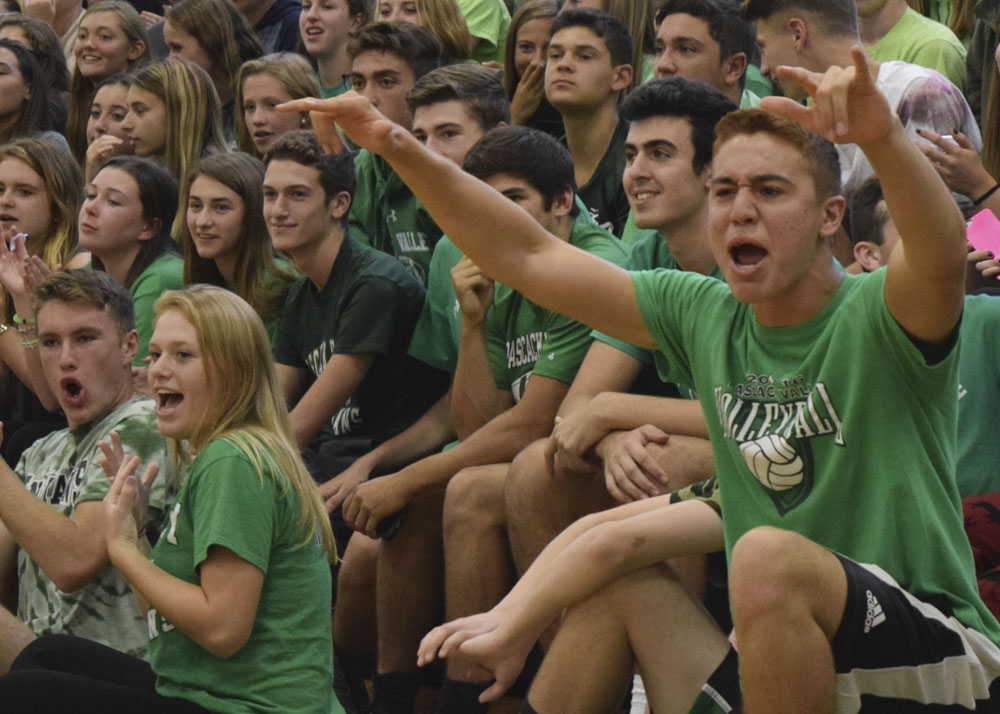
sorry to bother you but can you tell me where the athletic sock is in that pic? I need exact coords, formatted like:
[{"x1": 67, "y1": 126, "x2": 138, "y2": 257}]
[
  {"x1": 435, "y1": 677, "x2": 488, "y2": 714},
  {"x1": 371, "y1": 670, "x2": 421, "y2": 714},
  {"x1": 333, "y1": 649, "x2": 373, "y2": 714},
  {"x1": 688, "y1": 646, "x2": 742, "y2": 713}
]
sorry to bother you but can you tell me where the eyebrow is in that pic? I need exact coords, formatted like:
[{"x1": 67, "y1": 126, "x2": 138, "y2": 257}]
[
  {"x1": 38, "y1": 326, "x2": 102, "y2": 339},
  {"x1": 668, "y1": 35, "x2": 705, "y2": 46},
  {"x1": 262, "y1": 183, "x2": 312, "y2": 192},
  {"x1": 710, "y1": 174, "x2": 794, "y2": 186}
]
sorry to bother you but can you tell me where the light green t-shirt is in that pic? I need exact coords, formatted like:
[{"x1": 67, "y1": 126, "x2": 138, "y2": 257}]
[
  {"x1": 131, "y1": 252, "x2": 184, "y2": 366},
  {"x1": 486, "y1": 216, "x2": 627, "y2": 401},
  {"x1": 407, "y1": 236, "x2": 465, "y2": 374},
  {"x1": 16, "y1": 396, "x2": 170, "y2": 657},
  {"x1": 956, "y1": 294, "x2": 1000, "y2": 498},
  {"x1": 633, "y1": 267, "x2": 1000, "y2": 645},
  {"x1": 867, "y1": 6, "x2": 967, "y2": 92},
  {"x1": 458, "y1": 0, "x2": 510, "y2": 64},
  {"x1": 149, "y1": 437, "x2": 341, "y2": 714}
]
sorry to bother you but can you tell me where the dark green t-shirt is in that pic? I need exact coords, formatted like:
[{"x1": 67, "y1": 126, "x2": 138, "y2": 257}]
[
  {"x1": 349, "y1": 150, "x2": 442, "y2": 286},
  {"x1": 273, "y1": 235, "x2": 446, "y2": 442},
  {"x1": 574, "y1": 119, "x2": 630, "y2": 238},
  {"x1": 149, "y1": 437, "x2": 341, "y2": 714}
]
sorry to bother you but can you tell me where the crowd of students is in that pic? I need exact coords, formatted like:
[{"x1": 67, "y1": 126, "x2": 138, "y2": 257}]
[{"x1": 1, "y1": 0, "x2": 1000, "y2": 711}]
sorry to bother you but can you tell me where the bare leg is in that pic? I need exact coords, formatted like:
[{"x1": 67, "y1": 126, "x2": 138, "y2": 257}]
[
  {"x1": 0, "y1": 605, "x2": 35, "y2": 674},
  {"x1": 441, "y1": 464, "x2": 515, "y2": 681},
  {"x1": 506, "y1": 439, "x2": 614, "y2": 577},
  {"x1": 730, "y1": 526, "x2": 847, "y2": 714},
  {"x1": 528, "y1": 563, "x2": 730, "y2": 714},
  {"x1": 335, "y1": 532, "x2": 380, "y2": 661},
  {"x1": 377, "y1": 489, "x2": 446, "y2": 673}
]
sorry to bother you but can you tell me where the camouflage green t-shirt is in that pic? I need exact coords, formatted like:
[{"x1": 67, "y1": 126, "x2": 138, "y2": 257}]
[{"x1": 15, "y1": 396, "x2": 170, "y2": 657}]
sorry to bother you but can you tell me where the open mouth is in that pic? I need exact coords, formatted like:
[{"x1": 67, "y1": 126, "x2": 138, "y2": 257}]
[
  {"x1": 731, "y1": 242, "x2": 768, "y2": 267},
  {"x1": 157, "y1": 391, "x2": 184, "y2": 412},
  {"x1": 61, "y1": 377, "x2": 84, "y2": 405},
  {"x1": 305, "y1": 26, "x2": 323, "y2": 36}
]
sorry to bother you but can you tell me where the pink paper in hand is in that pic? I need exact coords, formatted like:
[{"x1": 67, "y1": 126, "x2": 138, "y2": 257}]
[{"x1": 967, "y1": 209, "x2": 1000, "y2": 256}]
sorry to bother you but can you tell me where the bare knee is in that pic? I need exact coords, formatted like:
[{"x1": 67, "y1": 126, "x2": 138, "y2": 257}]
[
  {"x1": 338, "y1": 533, "x2": 380, "y2": 594},
  {"x1": 730, "y1": 527, "x2": 843, "y2": 633},
  {"x1": 505, "y1": 439, "x2": 554, "y2": 515},
  {"x1": 443, "y1": 466, "x2": 507, "y2": 537}
]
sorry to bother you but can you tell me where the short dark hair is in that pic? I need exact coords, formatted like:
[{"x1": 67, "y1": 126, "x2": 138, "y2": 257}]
[
  {"x1": 714, "y1": 108, "x2": 841, "y2": 199},
  {"x1": 350, "y1": 21, "x2": 442, "y2": 81},
  {"x1": 263, "y1": 130, "x2": 356, "y2": 224},
  {"x1": 620, "y1": 77, "x2": 738, "y2": 174},
  {"x1": 849, "y1": 177, "x2": 887, "y2": 247},
  {"x1": 463, "y1": 125, "x2": 579, "y2": 217},
  {"x1": 35, "y1": 269, "x2": 136, "y2": 336},
  {"x1": 657, "y1": 0, "x2": 756, "y2": 89},
  {"x1": 407, "y1": 63, "x2": 511, "y2": 131},
  {"x1": 741, "y1": 0, "x2": 858, "y2": 39},
  {"x1": 550, "y1": 8, "x2": 633, "y2": 68},
  {"x1": 90, "y1": 156, "x2": 180, "y2": 290}
]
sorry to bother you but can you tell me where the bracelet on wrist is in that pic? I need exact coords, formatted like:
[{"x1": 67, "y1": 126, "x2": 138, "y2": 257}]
[
  {"x1": 0, "y1": 323, "x2": 10, "y2": 337},
  {"x1": 12, "y1": 313, "x2": 35, "y2": 326},
  {"x1": 973, "y1": 183, "x2": 1000, "y2": 207},
  {"x1": 20, "y1": 337, "x2": 38, "y2": 349}
]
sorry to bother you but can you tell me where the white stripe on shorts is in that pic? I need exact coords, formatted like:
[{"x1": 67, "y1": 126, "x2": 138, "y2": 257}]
[{"x1": 834, "y1": 562, "x2": 1000, "y2": 713}]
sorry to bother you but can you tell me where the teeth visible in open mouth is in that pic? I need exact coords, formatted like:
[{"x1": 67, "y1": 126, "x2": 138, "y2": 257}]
[{"x1": 635, "y1": 192, "x2": 656, "y2": 200}]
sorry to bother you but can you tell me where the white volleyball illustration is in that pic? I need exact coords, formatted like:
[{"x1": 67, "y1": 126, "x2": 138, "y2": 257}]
[{"x1": 740, "y1": 434, "x2": 804, "y2": 491}]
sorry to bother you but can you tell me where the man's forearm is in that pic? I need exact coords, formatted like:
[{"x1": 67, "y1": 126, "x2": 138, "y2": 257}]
[
  {"x1": 393, "y1": 400, "x2": 555, "y2": 495},
  {"x1": 452, "y1": 320, "x2": 505, "y2": 440},
  {"x1": 0, "y1": 462, "x2": 106, "y2": 592},
  {"x1": 585, "y1": 393, "x2": 710, "y2": 440}
]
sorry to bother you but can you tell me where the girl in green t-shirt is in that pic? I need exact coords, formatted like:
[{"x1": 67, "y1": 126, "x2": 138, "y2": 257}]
[{"x1": 0, "y1": 286, "x2": 341, "y2": 713}]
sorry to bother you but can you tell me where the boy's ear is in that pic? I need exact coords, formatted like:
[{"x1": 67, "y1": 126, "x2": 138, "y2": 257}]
[
  {"x1": 552, "y1": 186, "x2": 574, "y2": 218},
  {"x1": 329, "y1": 190, "x2": 352, "y2": 220},
  {"x1": 722, "y1": 52, "x2": 748, "y2": 91},
  {"x1": 610, "y1": 63, "x2": 633, "y2": 93},
  {"x1": 853, "y1": 241, "x2": 885, "y2": 272}
]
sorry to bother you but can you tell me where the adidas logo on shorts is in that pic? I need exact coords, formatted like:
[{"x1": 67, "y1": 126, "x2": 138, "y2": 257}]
[{"x1": 864, "y1": 589, "x2": 886, "y2": 633}]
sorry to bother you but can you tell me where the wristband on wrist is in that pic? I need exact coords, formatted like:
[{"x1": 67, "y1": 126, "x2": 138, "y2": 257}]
[
  {"x1": 973, "y1": 183, "x2": 1000, "y2": 206},
  {"x1": 20, "y1": 337, "x2": 38, "y2": 349},
  {"x1": 0, "y1": 323, "x2": 9, "y2": 337},
  {"x1": 12, "y1": 313, "x2": 35, "y2": 326}
]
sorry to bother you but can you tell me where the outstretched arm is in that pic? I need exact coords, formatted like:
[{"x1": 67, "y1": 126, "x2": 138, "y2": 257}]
[
  {"x1": 764, "y1": 47, "x2": 966, "y2": 343},
  {"x1": 280, "y1": 95, "x2": 654, "y2": 350},
  {"x1": 417, "y1": 497, "x2": 723, "y2": 701}
]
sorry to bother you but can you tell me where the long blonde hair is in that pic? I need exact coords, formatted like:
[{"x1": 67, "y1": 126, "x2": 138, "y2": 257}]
[
  {"x1": 128, "y1": 59, "x2": 228, "y2": 240},
  {"x1": 234, "y1": 54, "x2": 320, "y2": 157},
  {"x1": 66, "y1": 1, "x2": 149, "y2": 163},
  {"x1": 0, "y1": 138, "x2": 82, "y2": 269},
  {"x1": 601, "y1": 0, "x2": 654, "y2": 94},
  {"x1": 154, "y1": 286, "x2": 337, "y2": 560}
]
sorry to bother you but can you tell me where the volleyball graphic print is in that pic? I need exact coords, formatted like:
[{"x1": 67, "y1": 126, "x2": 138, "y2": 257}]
[{"x1": 740, "y1": 434, "x2": 805, "y2": 492}]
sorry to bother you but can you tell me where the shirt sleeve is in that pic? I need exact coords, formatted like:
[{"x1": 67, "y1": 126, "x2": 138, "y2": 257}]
[{"x1": 188, "y1": 452, "x2": 277, "y2": 575}]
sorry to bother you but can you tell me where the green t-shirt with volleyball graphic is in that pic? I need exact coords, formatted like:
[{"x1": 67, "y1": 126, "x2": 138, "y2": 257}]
[
  {"x1": 15, "y1": 396, "x2": 170, "y2": 657},
  {"x1": 633, "y1": 267, "x2": 1000, "y2": 645}
]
